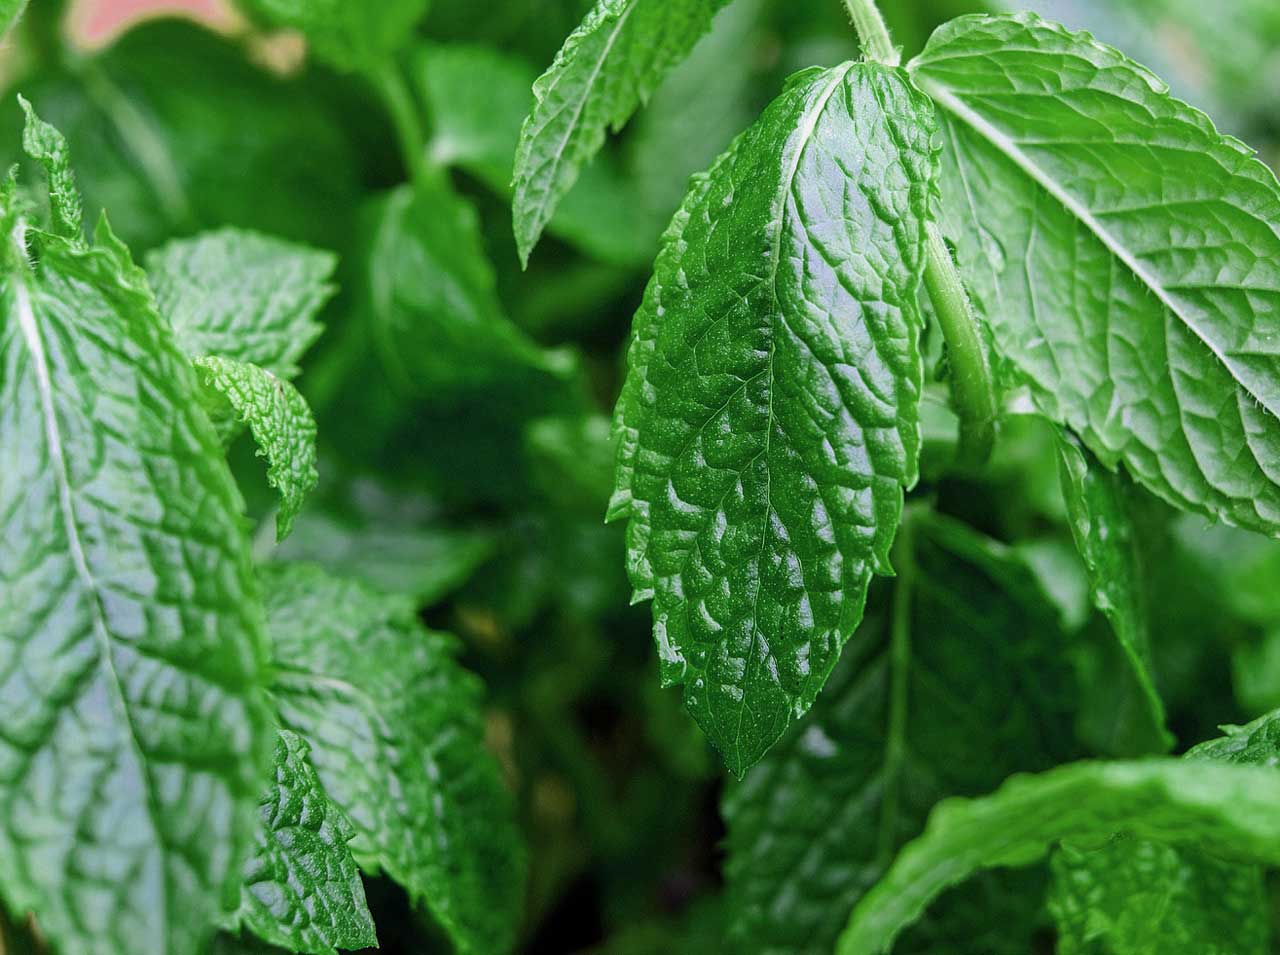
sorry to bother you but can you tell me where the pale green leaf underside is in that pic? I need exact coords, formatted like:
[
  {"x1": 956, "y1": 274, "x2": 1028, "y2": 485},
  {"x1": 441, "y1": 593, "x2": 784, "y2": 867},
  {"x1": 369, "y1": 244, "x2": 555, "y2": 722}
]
[
  {"x1": 146, "y1": 227, "x2": 336, "y2": 380},
  {"x1": 0, "y1": 105, "x2": 271, "y2": 955},
  {"x1": 1055, "y1": 431, "x2": 1171, "y2": 751},
  {"x1": 262, "y1": 564, "x2": 526, "y2": 955},
  {"x1": 836, "y1": 758, "x2": 1280, "y2": 955},
  {"x1": 1045, "y1": 709, "x2": 1280, "y2": 954},
  {"x1": 512, "y1": 0, "x2": 732, "y2": 264},
  {"x1": 723, "y1": 514, "x2": 1077, "y2": 955},
  {"x1": 228, "y1": 730, "x2": 376, "y2": 955},
  {"x1": 912, "y1": 13, "x2": 1280, "y2": 535},
  {"x1": 1049, "y1": 838, "x2": 1268, "y2": 955},
  {"x1": 611, "y1": 62, "x2": 935, "y2": 775},
  {"x1": 194, "y1": 355, "x2": 318, "y2": 541}
]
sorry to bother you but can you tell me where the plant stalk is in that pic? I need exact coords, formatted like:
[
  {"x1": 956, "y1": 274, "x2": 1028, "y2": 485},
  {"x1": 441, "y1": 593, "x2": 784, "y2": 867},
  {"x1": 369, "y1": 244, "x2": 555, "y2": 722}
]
[
  {"x1": 923, "y1": 223, "x2": 996, "y2": 466},
  {"x1": 369, "y1": 62, "x2": 434, "y2": 185},
  {"x1": 842, "y1": 0, "x2": 996, "y2": 466},
  {"x1": 841, "y1": 0, "x2": 900, "y2": 67},
  {"x1": 877, "y1": 509, "x2": 914, "y2": 864}
]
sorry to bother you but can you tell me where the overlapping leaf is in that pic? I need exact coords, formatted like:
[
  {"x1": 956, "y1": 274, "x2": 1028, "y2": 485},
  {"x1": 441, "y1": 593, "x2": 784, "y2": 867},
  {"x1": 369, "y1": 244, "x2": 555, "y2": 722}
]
[
  {"x1": 912, "y1": 13, "x2": 1280, "y2": 535},
  {"x1": 262, "y1": 564, "x2": 525, "y2": 955},
  {"x1": 0, "y1": 103, "x2": 272, "y2": 955},
  {"x1": 227, "y1": 731, "x2": 376, "y2": 955},
  {"x1": 512, "y1": 0, "x2": 734, "y2": 263},
  {"x1": 235, "y1": 0, "x2": 429, "y2": 72},
  {"x1": 194, "y1": 356, "x2": 318, "y2": 540},
  {"x1": 145, "y1": 228, "x2": 335, "y2": 380},
  {"x1": 723, "y1": 514, "x2": 1077, "y2": 955},
  {"x1": 611, "y1": 62, "x2": 935, "y2": 773}
]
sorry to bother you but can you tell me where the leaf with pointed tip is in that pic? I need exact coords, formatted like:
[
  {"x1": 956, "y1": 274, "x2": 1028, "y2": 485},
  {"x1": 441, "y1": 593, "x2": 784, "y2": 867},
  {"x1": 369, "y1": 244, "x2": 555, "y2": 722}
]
[
  {"x1": 723, "y1": 514, "x2": 1078, "y2": 955},
  {"x1": 194, "y1": 356, "x2": 318, "y2": 541},
  {"x1": 146, "y1": 228, "x2": 336, "y2": 380},
  {"x1": 0, "y1": 104, "x2": 272, "y2": 955},
  {"x1": 512, "y1": 0, "x2": 734, "y2": 264},
  {"x1": 610, "y1": 62, "x2": 935, "y2": 774},
  {"x1": 263, "y1": 564, "x2": 526, "y2": 955},
  {"x1": 911, "y1": 12, "x2": 1280, "y2": 536},
  {"x1": 227, "y1": 731, "x2": 377, "y2": 955},
  {"x1": 1056, "y1": 430, "x2": 1171, "y2": 753}
]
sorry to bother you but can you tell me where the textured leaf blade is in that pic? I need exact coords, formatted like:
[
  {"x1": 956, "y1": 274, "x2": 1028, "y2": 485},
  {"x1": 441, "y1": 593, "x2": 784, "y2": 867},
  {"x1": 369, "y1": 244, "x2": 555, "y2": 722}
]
[
  {"x1": 146, "y1": 228, "x2": 336, "y2": 380},
  {"x1": 263, "y1": 564, "x2": 526, "y2": 955},
  {"x1": 229, "y1": 730, "x2": 376, "y2": 955},
  {"x1": 194, "y1": 356, "x2": 318, "y2": 541},
  {"x1": 836, "y1": 758, "x2": 1280, "y2": 955},
  {"x1": 234, "y1": 0, "x2": 429, "y2": 71},
  {"x1": 511, "y1": 0, "x2": 733, "y2": 264},
  {"x1": 412, "y1": 42, "x2": 658, "y2": 267},
  {"x1": 0, "y1": 111, "x2": 272, "y2": 955},
  {"x1": 1056, "y1": 430, "x2": 1171, "y2": 752},
  {"x1": 611, "y1": 63, "x2": 935, "y2": 774},
  {"x1": 911, "y1": 13, "x2": 1280, "y2": 535},
  {"x1": 723, "y1": 513, "x2": 1078, "y2": 955},
  {"x1": 1046, "y1": 710, "x2": 1280, "y2": 955}
]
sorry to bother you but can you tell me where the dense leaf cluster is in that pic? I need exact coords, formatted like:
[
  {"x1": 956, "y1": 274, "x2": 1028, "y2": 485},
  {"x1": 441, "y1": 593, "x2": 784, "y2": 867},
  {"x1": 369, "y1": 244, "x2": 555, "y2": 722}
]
[{"x1": 2, "y1": 0, "x2": 1280, "y2": 954}]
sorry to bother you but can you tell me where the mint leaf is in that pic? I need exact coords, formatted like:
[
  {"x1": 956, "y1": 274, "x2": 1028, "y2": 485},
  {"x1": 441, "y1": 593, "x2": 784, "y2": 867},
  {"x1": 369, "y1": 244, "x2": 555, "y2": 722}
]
[
  {"x1": 0, "y1": 103, "x2": 272, "y2": 955},
  {"x1": 512, "y1": 0, "x2": 734, "y2": 264},
  {"x1": 836, "y1": 755, "x2": 1280, "y2": 954},
  {"x1": 362, "y1": 180, "x2": 577, "y2": 392},
  {"x1": 234, "y1": 0, "x2": 429, "y2": 72},
  {"x1": 18, "y1": 95, "x2": 80, "y2": 240},
  {"x1": 723, "y1": 513, "x2": 1077, "y2": 955},
  {"x1": 1048, "y1": 838, "x2": 1268, "y2": 955},
  {"x1": 1056, "y1": 431, "x2": 1171, "y2": 752},
  {"x1": 263, "y1": 564, "x2": 526, "y2": 955},
  {"x1": 412, "y1": 42, "x2": 658, "y2": 267},
  {"x1": 910, "y1": 12, "x2": 1280, "y2": 536},
  {"x1": 228, "y1": 730, "x2": 377, "y2": 955},
  {"x1": 1046, "y1": 711, "x2": 1280, "y2": 955},
  {"x1": 0, "y1": 0, "x2": 28, "y2": 38},
  {"x1": 146, "y1": 228, "x2": 336, "y2": 380},
  {"x1": 194, "y1": 356, "x2": 318, "y2": 541},
  {"x1": 610, "y1": 63, "x2": 935, "y2": 774}
]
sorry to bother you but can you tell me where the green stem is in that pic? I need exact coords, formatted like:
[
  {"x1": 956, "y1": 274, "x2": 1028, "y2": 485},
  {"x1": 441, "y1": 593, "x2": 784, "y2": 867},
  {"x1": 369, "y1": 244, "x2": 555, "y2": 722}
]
[
  {"x1": 877, "y1": 510, "x2": 914, "y2": 865},
  {"x1": 369, "y1": 62, "x2": 433, "y2": 185},
  {"x1": 923, "y1": 223, "x2": 996, "y2": 467},
  {"x1": 842, "y1": 0, "x2": 996, "y2": 466},
  {"x1": 841, "y1": 0, "x2": 899, "y2": 66}
]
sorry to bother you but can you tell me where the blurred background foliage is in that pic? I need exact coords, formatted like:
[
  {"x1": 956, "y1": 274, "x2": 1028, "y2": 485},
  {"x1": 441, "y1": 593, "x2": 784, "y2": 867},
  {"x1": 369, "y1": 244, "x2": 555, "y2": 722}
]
[{"x1": 2, "y1": 0, "x2": 1278, "y2": 952}]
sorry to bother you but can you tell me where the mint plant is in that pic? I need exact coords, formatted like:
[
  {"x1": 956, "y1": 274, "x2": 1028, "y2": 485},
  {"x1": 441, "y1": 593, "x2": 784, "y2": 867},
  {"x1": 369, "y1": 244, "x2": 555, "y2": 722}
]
[{"x1": 3, "y1": 0, "x2": 1280, "y2": 953}]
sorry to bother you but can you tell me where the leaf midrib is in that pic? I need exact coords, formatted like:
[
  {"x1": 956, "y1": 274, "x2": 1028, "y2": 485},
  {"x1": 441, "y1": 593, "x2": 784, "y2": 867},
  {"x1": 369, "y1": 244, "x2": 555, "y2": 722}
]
[
  {"x1": 11, "y1": 264, "x2": 171, "y2": 936},
  {"x1": 915, "y1": 76, "x2": 1272, "y2": 415}
]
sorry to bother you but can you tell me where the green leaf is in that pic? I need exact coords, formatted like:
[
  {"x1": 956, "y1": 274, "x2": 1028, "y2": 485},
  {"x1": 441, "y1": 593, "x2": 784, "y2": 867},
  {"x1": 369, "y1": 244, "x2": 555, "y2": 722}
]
[
  {"x1": 5, "y1": 23, "x2": 362, "y2": 253},
  {"x1": 411, "y1": 42, "x2": 656, "y2": 267},
  {"x1": 17, "y1": 95, "x2": 80, "y2": 240},
  {"x1": 0, "y1": 0, "x2": 28, "y2": 39},
  {"x1": 836, "y1": 757, "x2": 1280, "y2": 955},
  {"x1": 272, "y1": 481, "x2": 497, "y2": 606},
  {"x1": 512, "y1": 0, "x2": 734, "y2": 264},
  {"x1": 911, "y1": 13, "x2": 1280, "y2": 536},
  {"x1": 610, "y1": 63, "x2": 936, "y2": 774},
  {"x1": 227, "y1": 730, "x2": 377, "y2": 955},
  {"x1": 723, "y1": 513, "x2": 1078, "y2": 955},
  {"x1": 362, "y1": 180, "x2": 579, "y2": 393},
  {"x1": 235, "y1": 0, "x2": 430, "y2": 72},
  {"x1": 263, "y1": 564, "x2": 526, "y2": 955},
  {"x1": 0, "y1": 106, "x2": 272, "y2": 955},
  {"x1": 1046, "y1": 711, "x2": 1280, "y2": 955},
  {"x1": 193, "y1": 356, "x2": 319, "y2": 541},
  {"x1": 1056, "y1": 430, "x2": 1171, "y2": 752},
  {"x1": 1048, "y1": 838, "x2": 1268, "y2": 955},
  {"x1": 146, "y1": 228, "x2": 336, "y2": 379}
]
